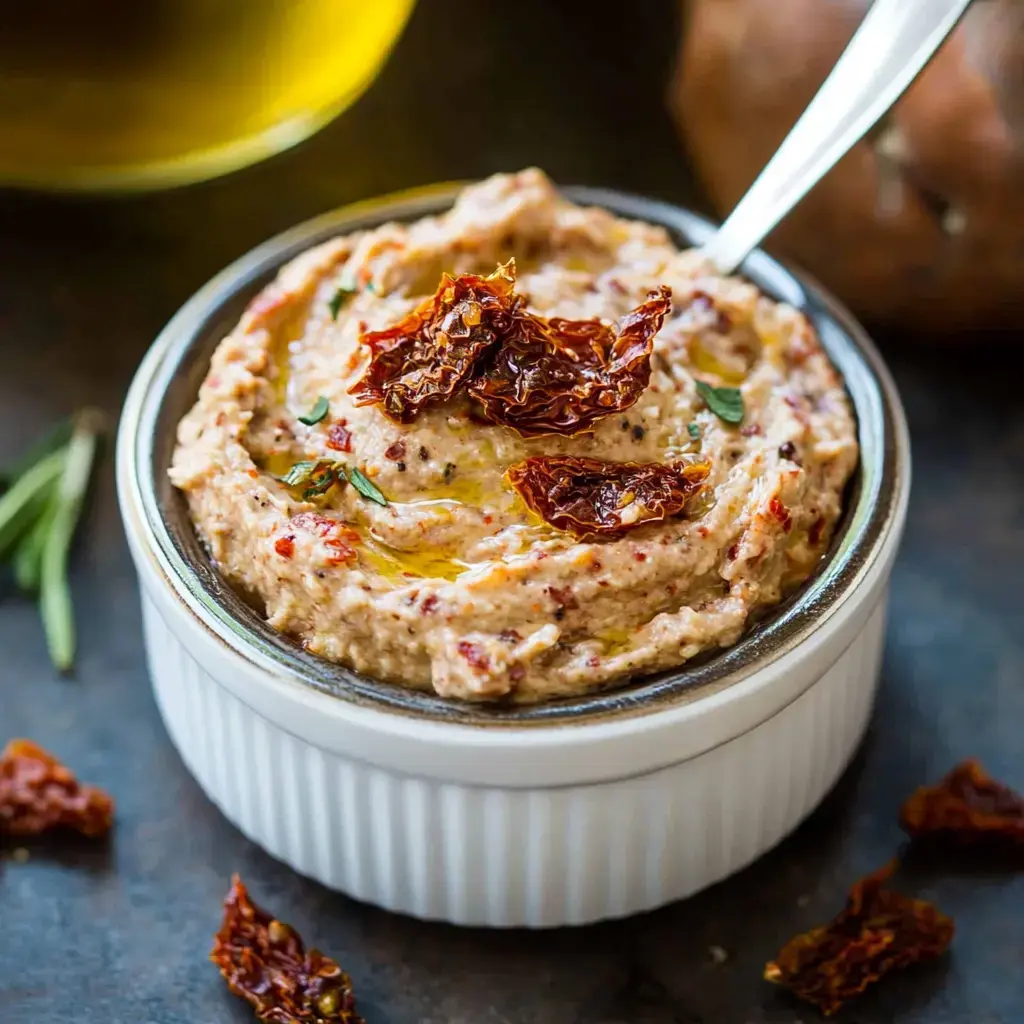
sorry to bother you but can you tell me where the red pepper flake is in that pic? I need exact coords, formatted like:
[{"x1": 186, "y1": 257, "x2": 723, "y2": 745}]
[
  {"x1": 764, "y1": 863, "x2": 954, "y2": 1017},
  {"x1": 457, "y1": 641, "x2": 490, "y2": 672},
  {"x1": 726, "y1": 542, "x2": 740, "y2": 561},
  {"x1": 384, "y1": 440, "x2": 406, "y2": 461},
  {"x1": 211, "y1": 875, "x2": 364, "y2": 1024},
  {"x1": 421, "y1": 594, "x2": 439, "y2": 615},
  {"x1": 507, "y1": 456, "x2": 711, "y2": 539},
  {"x1": 290, "y1": 513, "x2": 359, "y2": 567},
  {"x1": 0, "y1": 739, "x2": 114, "y2": 838},
  {"x1": 274, "y1": 535, "x2": 295, "y2": 559},
  {"x1": 634, "y1": 551, "x2": 647, "y2": 562},
  {"x1": 808, "y1": 516, "x2": 825, "y2": 546},
  {"x1": 899, "y1": 760, "x2": 1024, "y2": 848},
  {"x1": 740, "y1": 423, "x2": 763, "y2": 437},
  {"x1": 326, "y1": 421, "x2": 353, "y2": 453},
  {"x1": 769, "y1": 497, "x2": 792, "y2": 532},
  {"x1": 546, "y1": 585, "x2": 579, "y2": 611},
  {"x1": 688, "y1": 291, "x2": 732, "y2": 334}
]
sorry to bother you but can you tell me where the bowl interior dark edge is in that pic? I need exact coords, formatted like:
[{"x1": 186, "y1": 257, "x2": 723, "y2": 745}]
[{"x1": 144, "y1": 185, "x2": 895, "y2": 728}]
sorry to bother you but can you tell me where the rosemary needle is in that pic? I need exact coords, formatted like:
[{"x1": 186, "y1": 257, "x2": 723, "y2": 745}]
[
  {"x1": 39, "y1": 413, "x2": 100, "y2": 673},
  {"x1": 0, "y1": 449, "x2": 65, "y2": 561},
  {"x1": 14, "y1": 495, "x2": 57, "y2": 593}
]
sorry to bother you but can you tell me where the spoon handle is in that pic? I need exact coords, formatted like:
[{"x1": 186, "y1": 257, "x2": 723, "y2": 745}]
[{"x1": 701, "y1": 0, "x2": 974, "y2": 275}]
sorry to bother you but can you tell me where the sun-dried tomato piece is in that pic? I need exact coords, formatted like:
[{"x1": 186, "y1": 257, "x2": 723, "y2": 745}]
[
  {"x1": 900, "y1": 760, "x2": 1024, "y2": 848},
  {"x1": 470, "y1": 287, "x2": 671, "y2": 437},
  {"x1": 349, "y1": 262, "x2": 516, "y2": 422},
  {"x1": 211, "y1": 875, "x2": 364, "y2": 1024},
  {"x1": 507, "y1": 455, "x2": 711, "y2": 539},
  {"x1": 0, "y1": 739, "x2": 114, "y2": 838},
  {"x1": 764, "y1": 863, "x2": 954, "y2": 1017}
]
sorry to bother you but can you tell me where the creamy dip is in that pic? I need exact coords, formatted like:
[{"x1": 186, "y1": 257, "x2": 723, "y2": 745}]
[{"x1": 170, "y1": 169, "x2": 858, "y2": 702}]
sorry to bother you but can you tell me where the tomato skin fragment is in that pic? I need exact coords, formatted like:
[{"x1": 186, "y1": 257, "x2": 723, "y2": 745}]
[
  {"x1": 900, "y1": 759, "x2": 1024, "y2": 848},
  {"x1": 506, "y1": 455, "x2": 711, "y2": 539},
  {"x1": 764, "y1": 863, "x2": 954, "y2": 1017},
  {"x1": 211, "y1": 875, "x2": 365, "y2": 1023}
]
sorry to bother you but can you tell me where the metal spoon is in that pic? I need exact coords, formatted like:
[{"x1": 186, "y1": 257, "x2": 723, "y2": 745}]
[{"x1": 701, "y1": 0, "x2": 975, "y2": 275}]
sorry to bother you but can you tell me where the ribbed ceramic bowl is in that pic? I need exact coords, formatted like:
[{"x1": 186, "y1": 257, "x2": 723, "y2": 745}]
[{"x1": 116, "y1": 183, "x2": 910, "y2": 927}]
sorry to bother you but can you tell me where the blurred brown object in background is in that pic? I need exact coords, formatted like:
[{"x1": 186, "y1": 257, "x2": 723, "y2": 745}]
[{"x1": 672, "y1": 0, "x2": 1024, "y2": 334}]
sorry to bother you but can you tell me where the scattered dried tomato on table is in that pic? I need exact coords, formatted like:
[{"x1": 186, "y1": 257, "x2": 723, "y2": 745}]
[
  {"x1": 469, "y1": 285, "x2": 671, "y2": 437},
  {"x1": 211, "y1": 875, "x2": 365, "y2": 1024},
  {"x1": 764, "y1": 862, "x2": 954, "y2": 1017},
  {"x1": 900, "y1": 759, "x2": 1024, "y2": 849},
  {"x1": 0, "y1": 738, "x2": 114, "y2": 838},
  {"x1": 506, "y1": 455, "x2": 711, "y2": 539}
]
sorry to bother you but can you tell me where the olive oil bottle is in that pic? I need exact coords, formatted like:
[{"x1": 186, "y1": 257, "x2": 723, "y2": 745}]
[{"x1": 0, "y1": 0, "x2": 415, "y2": 191}]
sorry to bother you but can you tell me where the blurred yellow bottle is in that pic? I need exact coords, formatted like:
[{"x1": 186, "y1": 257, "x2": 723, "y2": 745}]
[{"x1": 0, "y1": 0, "x2": 416, "y2": 192}]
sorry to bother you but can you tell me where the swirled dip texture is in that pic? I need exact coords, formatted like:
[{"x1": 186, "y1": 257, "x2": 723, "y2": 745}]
[{"x1": 170, "y1": 169, "x2": 858, "y2": 702}]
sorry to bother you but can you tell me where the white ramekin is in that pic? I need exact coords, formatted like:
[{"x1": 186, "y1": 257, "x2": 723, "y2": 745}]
[{"x1": 116, "y1": 184, "x2": 910, "y2": 928}]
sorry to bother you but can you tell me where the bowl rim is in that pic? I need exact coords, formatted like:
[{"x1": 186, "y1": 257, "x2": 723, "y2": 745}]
[{"x1": 117, "y1": 179, "x2": 910, "y2": 734}]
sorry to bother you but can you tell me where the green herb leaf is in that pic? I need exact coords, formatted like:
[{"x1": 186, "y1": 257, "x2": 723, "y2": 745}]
[
  {"x1": 328, "y1": 285, "x2": 357, "y2": 320},
  {"x1": 298, "y1": 396, "x2": 329, "y2": 426},
  {"x1": 348, "y1": 466, "x2": 387, "y2": 506},
  {"x1": 278, "y1": 460, "x2": 317, "y2": 487},
  {"x1": 40, "y1": 412, "x2": 101, "y2": 673},
  {"x1": 302, "y1": 465, "x2": 339, "y2": 500},
  {"x1": 695, "y1": 380, "x2": 744, "y2": 425},
  {"x1": 687, "y1": 421, "x2": 701, "y2": 441}
]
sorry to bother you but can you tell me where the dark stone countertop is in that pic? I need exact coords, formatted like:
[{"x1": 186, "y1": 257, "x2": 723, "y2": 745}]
[{"x1": 1, "y1": 3, "x2": 1022, "y2": 1021}]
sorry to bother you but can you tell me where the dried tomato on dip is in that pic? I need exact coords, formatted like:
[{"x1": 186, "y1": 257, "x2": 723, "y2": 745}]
[
  {"x1": 350, "y1": 261, "x2": 671, "y2": 436},
  {"x1": 469, "y1": 286, "x2": 672, "y2": 437},
  {"x1": 211, "y1": 875, "x2": 364, "y2": 1024},
  {"x1": 506, "y1": 455, "x2": 711, "y2": 539},
  {"x1": 900, "y1": 759, "x2": 1024, "y2": 848},
  {"x1": 0, "y1": 738, "x2": 114, "y2": 838},
  {"x1": 764, "y1": 863, "x2": 954, "y2": 1017},
  {"x1": 349, "y1": 262, "x2": 515, "y2": 422}
]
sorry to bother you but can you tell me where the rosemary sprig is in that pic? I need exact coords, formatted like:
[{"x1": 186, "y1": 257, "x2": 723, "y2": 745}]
[{"x1": 0, "y1": 411, "x2": 102, "y2": 673}]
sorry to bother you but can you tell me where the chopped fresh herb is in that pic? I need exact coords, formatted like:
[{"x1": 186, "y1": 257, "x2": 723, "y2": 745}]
[
  {"x1": 327, "y1": 284, "x2": 357, "y2": 320},
  {"x1": 443, "y1": 462, "x2": 457, "y2": 483},
  {"x1": 297, "y1": 396, "x2": 329, "y2": 426},
  {"x1": 301, "y1": 465, "x2": 339, "y2": 500},
  {"x1": 277, "y1": 460, "x2": 318, "y2": 488},
  {"x1": 348, "y1": 467, "x2": 387, "y2": 506},
  {"x1": 687, "y1": 422, "x2": 701, "y2": 441},
  {"x1": 364, "y1": 279, "x2": 377, "y2": 294},
  {"x1": 695, "y1": 380, "x2": 744, "y2": 425}
]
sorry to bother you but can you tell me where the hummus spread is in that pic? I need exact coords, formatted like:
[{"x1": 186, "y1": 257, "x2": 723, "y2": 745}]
[{"x1": 170, "y1": 169, "x2": 858, "y2": 702}]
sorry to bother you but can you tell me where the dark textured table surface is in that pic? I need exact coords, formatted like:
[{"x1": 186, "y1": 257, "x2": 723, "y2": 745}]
[{"x1": 1, "y1": 3, "x2": 1022, "y2": 1022}]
